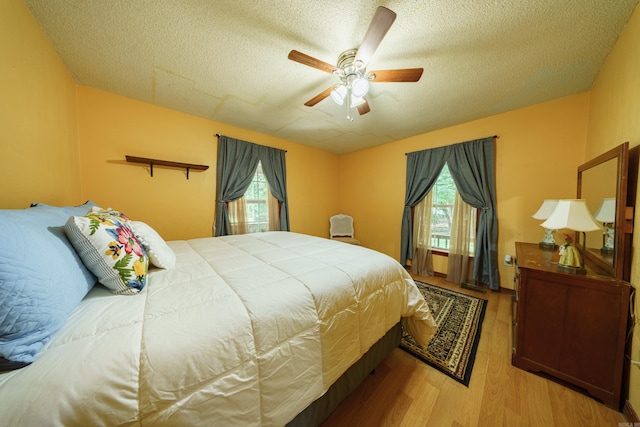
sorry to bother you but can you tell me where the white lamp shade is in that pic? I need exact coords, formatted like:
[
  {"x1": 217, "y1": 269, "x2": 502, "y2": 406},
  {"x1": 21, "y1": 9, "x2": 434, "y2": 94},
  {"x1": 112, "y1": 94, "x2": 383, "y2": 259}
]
[
  {"x1": 351, "y1": 77, "x2": 369, "y2": 98},
  {"x1": 594, "y1": 198, "x2": 616, "y2": 223},
  {"x1": 330, "y1": 85, "x2": 347, "y2": 105},
  {"x1": 532, "y1": 199, "x2": 559, "y2": 220},
  {"x1": 540, "y1": 199, "x2": 601, "y2": 232}
]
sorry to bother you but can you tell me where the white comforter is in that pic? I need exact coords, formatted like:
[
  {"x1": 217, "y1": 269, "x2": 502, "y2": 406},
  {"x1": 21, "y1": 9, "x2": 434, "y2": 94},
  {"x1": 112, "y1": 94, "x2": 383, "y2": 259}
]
[{"x1": 0, "y1": 232, "x2": 435, "y2": 426}]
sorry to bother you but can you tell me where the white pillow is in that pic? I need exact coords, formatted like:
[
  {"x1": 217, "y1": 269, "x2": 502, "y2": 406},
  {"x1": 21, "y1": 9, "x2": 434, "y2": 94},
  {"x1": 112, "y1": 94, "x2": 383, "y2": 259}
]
[
  {"x1": 130, "y1": 221, "x2": 176, "y2": 269},
  {"x1": 65, "y1": 208, "x2": 148, "y2": 295}
]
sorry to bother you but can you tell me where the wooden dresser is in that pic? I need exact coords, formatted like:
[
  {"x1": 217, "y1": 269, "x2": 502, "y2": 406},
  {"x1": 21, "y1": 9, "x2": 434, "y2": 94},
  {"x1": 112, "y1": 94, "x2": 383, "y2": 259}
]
[{"x1": 512, "y1": 242, "x2": 630, "y2": 410}]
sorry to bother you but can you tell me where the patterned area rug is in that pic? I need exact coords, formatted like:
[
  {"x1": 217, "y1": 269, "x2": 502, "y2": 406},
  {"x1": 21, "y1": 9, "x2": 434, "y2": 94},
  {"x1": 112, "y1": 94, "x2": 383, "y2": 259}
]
[{"x1": 400, "y1": 280, "x2": 487, "y2": 386}]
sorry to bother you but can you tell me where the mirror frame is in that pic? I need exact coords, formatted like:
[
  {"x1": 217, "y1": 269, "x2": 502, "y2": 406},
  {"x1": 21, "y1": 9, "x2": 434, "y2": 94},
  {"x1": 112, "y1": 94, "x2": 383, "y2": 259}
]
[{"x1": 577, "y1": 142, "x2": 629, "y2": 281}]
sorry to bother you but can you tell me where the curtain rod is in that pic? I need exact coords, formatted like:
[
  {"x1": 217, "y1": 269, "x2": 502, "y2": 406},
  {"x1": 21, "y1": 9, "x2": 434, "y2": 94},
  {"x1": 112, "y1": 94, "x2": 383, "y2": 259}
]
[
  {"x1": 404, "y1": 135, "x2": 498, "y2": 155},
  {"x1": 215, "y1": 134, "x2": 288, "y2": 152}
]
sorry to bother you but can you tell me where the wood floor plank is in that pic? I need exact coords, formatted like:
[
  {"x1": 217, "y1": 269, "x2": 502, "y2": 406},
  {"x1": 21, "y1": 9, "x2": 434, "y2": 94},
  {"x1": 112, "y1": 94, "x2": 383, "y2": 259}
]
[{"x1": 321, "y1": 276, "x2": 628, "y2": 426}]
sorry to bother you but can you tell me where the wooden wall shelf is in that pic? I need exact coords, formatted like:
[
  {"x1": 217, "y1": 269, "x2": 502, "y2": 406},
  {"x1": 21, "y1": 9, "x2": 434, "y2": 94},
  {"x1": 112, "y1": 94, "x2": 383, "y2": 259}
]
[{"x1": 125, "y1": 155, "x2": 209, "y2": 180}]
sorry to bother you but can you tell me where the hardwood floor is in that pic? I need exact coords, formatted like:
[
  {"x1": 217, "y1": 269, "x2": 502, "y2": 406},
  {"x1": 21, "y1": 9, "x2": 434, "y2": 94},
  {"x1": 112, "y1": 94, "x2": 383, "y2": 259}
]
[{"x1": 321, "y1": 276, "x2": 627, "y2": 427}]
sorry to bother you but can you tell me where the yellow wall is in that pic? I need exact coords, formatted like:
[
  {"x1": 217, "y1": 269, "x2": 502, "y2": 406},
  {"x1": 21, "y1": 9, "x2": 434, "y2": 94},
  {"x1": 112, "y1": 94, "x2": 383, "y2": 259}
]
[
  {"x1": 0, "y1": 0, "x2": 81, "y2": 208},
  {"x1": 586, "y1": 4, "x2": 640, "y2": 417},
  {"x1": 340, "y1": 93, "x2": 590, "y2": 289},
  {"x1": 76, "y1": 86, "x2": 340, "y2": 240}
]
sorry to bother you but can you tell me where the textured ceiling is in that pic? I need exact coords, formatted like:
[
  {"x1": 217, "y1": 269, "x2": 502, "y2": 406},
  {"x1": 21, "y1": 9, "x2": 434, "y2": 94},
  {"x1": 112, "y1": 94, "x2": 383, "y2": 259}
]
[{"x1": 24, "y1": 0, "x2": 639, "y2": 154}]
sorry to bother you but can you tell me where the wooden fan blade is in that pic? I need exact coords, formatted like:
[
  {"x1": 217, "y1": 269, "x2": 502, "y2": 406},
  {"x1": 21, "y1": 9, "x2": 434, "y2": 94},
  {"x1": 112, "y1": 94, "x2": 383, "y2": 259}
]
[
  {"x1": 369, "y1": 68, "x2": 424, "y2": 82},
  {"x1": 357, "y1": 99, "x2": 371, "y2": 115},
  {"x1": 304, "y1": 84, "x2": 339, "y2": 107},
  {"x1": 355, "y1": 6, "x2": 396, "y2": 66},
  {"x1": 288, "y1": 50, "x2": 337, "y2": 74}
]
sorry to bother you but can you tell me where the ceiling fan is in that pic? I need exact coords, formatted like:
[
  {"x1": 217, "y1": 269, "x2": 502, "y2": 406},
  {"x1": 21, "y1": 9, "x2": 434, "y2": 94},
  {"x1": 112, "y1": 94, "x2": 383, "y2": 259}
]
[{"x1": 288, "y1": 6, "x2": 423, "y2": 120}]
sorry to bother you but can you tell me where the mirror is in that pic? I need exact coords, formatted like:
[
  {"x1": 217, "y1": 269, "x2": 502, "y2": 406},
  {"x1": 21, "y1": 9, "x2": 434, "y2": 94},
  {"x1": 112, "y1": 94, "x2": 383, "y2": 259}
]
[{"x1": 577, "y1": 142, "x2": 630, "y2": 281}]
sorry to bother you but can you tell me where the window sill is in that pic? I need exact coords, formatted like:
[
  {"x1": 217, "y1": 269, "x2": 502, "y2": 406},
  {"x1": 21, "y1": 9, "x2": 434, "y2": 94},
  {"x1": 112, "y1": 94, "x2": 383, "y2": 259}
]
[{"x1": 431, "y1": 249, "x2": 449, "y2": 256}]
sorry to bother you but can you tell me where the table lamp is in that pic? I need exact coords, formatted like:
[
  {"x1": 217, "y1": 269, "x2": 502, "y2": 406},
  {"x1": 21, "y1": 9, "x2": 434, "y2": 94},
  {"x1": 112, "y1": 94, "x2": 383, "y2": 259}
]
[
  {"x1": 593, "y1": 198, "x2": 616, "y2": 254},
  {"x1": 532, "y1": 199, "x2": 559, "y2": 249},
  {"x1": 540, "y1": 199, "x2": 601, "y2": 274}
]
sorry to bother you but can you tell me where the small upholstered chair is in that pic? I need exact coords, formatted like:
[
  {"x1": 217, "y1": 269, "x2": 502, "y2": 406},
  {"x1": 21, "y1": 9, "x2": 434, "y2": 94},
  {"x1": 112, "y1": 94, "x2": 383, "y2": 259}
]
[{"x1": 329, "y1": 214, "x2": 361, "y2": 245}]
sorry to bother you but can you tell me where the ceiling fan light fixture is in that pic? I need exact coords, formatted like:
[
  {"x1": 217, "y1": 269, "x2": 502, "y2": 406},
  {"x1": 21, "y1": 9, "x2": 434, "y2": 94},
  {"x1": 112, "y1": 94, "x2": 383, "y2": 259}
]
[
  {"x1": 330, "y1": 85, "x2": 347, "y2": 105},
  {"x1": 351, "y1": 77, "x2": 369, "y2": 97},
  {"x1": 289, "y1": 7, "x2": 421, "y2": 119}
]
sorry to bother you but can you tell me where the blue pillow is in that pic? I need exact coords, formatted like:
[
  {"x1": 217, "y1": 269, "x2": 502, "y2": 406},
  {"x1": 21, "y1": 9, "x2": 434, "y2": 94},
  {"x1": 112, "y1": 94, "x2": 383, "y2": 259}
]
[
  {"x1": 30, "y1": 201, "x2": 98, "y2": 217},
  {"x1": 0, "y1": 201, "x2": 98, "y2": 367}
]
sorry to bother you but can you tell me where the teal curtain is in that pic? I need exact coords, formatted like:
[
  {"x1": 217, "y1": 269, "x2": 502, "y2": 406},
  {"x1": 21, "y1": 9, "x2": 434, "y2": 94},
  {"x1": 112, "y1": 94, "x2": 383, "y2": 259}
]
[
  {"x1": 214, "y1": 136, "x2": 289, "y2": 236},
  {"x1": 258, "y1": 145, "x2": 289, "y2": 232},
  {"x1": 447, "y1": 138, "x2": 498, "y2": 289},
  {"x1": 400, "y1": 136, "x2": 499, "y2": 290},
  {"x1": 400, "y1": 150, "x2": 447, "y2": 264}
]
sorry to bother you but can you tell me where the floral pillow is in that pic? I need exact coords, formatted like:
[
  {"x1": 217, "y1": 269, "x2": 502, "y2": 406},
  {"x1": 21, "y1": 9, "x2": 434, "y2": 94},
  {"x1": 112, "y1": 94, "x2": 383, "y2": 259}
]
[{"x1": 65, "y1": 208, "x2": 148, "y2": 295}]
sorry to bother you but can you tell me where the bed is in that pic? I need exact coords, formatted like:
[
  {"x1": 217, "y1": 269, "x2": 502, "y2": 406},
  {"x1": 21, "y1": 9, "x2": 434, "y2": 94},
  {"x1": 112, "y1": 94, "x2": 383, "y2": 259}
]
[{"x1": 0, "y1": 202, "x2": 436, "y2": 426}]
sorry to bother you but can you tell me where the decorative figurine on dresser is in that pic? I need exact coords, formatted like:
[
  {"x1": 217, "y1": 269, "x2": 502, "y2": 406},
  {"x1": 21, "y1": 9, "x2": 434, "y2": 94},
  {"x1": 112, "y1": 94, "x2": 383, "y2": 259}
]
[{"x1": 512, "y1": 142, "x2": 635, "y2": 411}]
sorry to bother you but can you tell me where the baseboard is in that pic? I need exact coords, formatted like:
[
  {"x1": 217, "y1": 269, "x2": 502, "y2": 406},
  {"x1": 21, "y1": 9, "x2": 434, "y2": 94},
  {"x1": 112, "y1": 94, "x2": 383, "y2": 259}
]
[{"x1": 624, "y1": 400, "x2": 639, "y2": 423}]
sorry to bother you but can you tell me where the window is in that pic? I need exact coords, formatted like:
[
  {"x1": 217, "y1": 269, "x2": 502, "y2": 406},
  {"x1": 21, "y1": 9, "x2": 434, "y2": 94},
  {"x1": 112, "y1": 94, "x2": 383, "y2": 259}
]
[
  {"x1": 214, "y1": 136, "x2": 289, "y2": 237},
  {"x1": 401, "y1": 137, "x2": 497, "y2": 288},
  {"x1": 430, "y1": 164, "x2": 456, "y2": 250},
  {"x1": 228, "y1": 161, "x2": 279, "y2": 234},
  {"x1": 244, "y1": 161, "x2": 269, "y2": 233},
  {"x1": 416, "y1": 163, "x2": 476, "y2": 253}
]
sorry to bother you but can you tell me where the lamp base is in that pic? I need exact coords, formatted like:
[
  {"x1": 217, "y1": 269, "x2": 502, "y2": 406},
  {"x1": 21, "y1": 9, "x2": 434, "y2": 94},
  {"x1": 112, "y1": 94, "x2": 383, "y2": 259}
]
[
  {"x1": 557, "y1": 263, "x2": 586, "y2": 275},
  {"x1": 539, "y1": 241, "x2": 558, "y2": 250}
]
